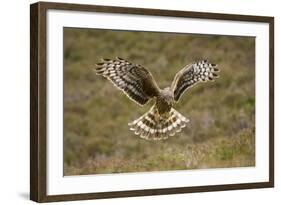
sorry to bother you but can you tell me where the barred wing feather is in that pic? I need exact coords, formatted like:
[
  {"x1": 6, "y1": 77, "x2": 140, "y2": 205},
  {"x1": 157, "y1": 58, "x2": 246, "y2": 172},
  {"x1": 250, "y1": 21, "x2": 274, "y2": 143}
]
[
  {"x1": 95, "y1": 57, "x2": 160, "y2": 105},
  {"x1": 171, "y1": 60, "x2": 220, "y2": 101}
]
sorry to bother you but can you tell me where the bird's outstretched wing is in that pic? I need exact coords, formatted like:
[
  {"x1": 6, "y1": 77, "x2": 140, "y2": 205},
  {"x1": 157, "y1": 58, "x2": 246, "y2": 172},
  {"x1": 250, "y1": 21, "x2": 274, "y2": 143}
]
[
  {"x1": 95, "y1": 57, "x2": 160, "y2": 105},
  {"x1": 171, "y1": 60, "x2": 220, "y2": 101}
]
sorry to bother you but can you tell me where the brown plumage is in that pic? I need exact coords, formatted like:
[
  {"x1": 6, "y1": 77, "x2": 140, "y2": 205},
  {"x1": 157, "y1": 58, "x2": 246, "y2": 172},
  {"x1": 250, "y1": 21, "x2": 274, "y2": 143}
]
[{"x1": 94, "y1": 57, "x2": 220, "y2": 140}]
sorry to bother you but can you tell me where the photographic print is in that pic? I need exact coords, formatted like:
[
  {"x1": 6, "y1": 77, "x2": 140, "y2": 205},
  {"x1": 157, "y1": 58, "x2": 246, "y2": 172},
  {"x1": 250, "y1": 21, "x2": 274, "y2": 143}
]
[
  {"x1": 63, "y1": 28, "x2": 255, "y2": 176},
  {"x1": 30, "y1": 2, "x2": 273, "y2": 202}
]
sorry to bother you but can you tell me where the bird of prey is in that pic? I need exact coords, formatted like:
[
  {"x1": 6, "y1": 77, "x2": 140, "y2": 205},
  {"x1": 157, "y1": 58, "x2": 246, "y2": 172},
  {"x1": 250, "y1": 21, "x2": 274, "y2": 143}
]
[{"x1": 94, "y1": 57, "x2": 219, "y2": 140}]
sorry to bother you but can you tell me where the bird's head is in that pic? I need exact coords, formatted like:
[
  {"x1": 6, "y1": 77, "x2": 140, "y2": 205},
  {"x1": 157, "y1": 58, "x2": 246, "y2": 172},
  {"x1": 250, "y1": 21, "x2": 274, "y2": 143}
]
[{"x1": 161, "y1": 87, "x2": 174, "y2": 105}]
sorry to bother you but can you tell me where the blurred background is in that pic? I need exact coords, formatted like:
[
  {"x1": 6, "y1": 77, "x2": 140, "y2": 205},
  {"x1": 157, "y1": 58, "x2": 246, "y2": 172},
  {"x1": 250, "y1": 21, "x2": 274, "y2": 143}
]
[{"x1": 63, "y1": 28, "x2": 255, "y2": 176}]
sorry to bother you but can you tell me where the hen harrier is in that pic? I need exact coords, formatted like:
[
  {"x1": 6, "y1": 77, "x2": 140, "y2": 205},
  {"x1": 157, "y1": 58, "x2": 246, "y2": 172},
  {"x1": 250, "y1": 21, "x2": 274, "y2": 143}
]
[{"x1": 95, "y1": 57, "x2": 219, "y2": 140}]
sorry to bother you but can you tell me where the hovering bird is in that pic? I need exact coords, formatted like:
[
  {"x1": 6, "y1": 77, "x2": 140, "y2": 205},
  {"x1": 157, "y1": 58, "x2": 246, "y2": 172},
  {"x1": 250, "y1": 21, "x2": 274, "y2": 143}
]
[{"x1": 94, "y1": 57, "x2": 219, "y2": 140}]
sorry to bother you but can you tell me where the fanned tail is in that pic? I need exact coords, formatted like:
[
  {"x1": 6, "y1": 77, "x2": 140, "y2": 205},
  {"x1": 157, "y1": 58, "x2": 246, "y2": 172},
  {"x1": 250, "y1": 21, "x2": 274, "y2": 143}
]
[{"x1": 128, "y1": 106, "x2": 189, "y2": 140}]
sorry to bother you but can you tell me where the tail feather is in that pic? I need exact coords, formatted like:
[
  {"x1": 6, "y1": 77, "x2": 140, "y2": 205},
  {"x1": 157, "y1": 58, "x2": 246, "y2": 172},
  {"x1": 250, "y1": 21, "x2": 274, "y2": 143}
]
[{"x1": 128, "y1": 106, "x2": 189, "y2": 140}]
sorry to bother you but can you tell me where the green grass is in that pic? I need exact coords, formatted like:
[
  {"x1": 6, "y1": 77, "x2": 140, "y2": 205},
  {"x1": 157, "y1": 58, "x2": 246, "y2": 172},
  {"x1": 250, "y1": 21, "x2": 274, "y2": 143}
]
[{"x1": 63, "y1": 28, "x2": 255, "y2": 175}]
